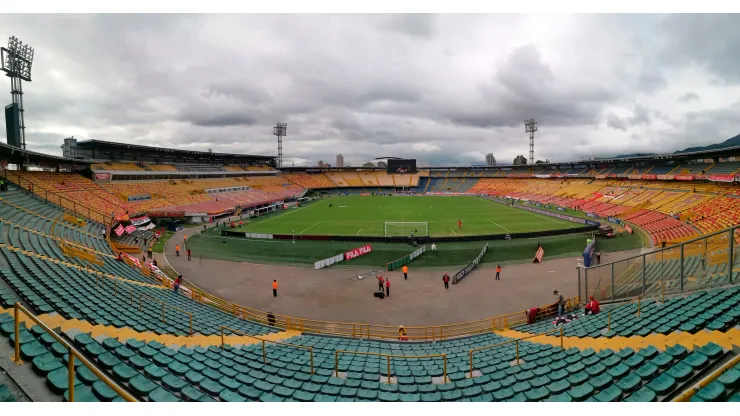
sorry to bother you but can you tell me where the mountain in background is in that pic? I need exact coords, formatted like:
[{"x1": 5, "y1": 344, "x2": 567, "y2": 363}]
[
  {"x1": 674, "y1": 133, "x2": 740, "y2": 154},
  {"x1": 614, "y1": 133, "x2": 740, "y2": 158}
]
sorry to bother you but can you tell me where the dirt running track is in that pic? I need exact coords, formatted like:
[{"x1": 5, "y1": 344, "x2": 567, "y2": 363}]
[{"x1": 162, "y1": 222, "x2": 645, "y2": 327}]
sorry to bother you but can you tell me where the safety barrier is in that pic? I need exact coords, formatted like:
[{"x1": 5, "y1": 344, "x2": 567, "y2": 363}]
[
  {"x1": 220, "y1": 326, "x2": 314, "y2": 374},
  {"x1": 334, "y1": 350, "x2": 447, "y2": 384},
  {"x1": 10, "y1": 303, "x2": 137, "y2": 402},
  {"x1": 385, "y1": 245, "x2": 426, "y2": 271},
  {"x1": 468, "y1": 327, "x2": 564, "y2": 377}
]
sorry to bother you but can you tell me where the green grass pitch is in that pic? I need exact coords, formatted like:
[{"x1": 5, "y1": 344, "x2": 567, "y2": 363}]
[{"x1": 237, "y1": 195, "x2": 581, "y2": 237}]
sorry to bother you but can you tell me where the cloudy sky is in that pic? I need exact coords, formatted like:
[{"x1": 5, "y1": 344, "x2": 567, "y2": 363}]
[{"x1": 2, "y1": 14, "x2": 740, "y2": 166}]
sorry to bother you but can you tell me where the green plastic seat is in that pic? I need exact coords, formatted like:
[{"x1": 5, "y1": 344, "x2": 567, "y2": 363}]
[
  {"x1": 625, "y1": 386, "x2": 656, "y2": 402},
  {"x1": 666, "y1": 361, "x2": 693, "y2": 382},
  {"x1": 646, "y1": 372, "x2": 676, "y2": 395},
  {"x1": 545, "y1": 392, "x2": 572, "y2": 402},
  {"x1": 569, "y1": 383, "x2": 593, "y2": 401},
  {"x1": 594, "y1": 385, "x2": 622, "y2": 402},
  {"x1": 32, "y1": 353, "x2": 63, "y2": 375},
  {"x1": 129, "y1": 374, "x2": 157, "y2": 396},
  {"x1": 92, "y1": 380, "x2": 118, "y2": 401},
  {"x1": 64, "y1": 385, "x2": 99, "y2": 402},
  {"x1": 635, "y1": 363, "x2": 658, "y2": 380},
  {"x1": 181, "y1": 385, "x2": 205, "y2": 402},
  {"x1": 47, "y1": 367, "x2": 82, "y2": 394},
  {"x1": 162, "y1": 373, "x2": 188, "y2": 392},
  {"x1": 149, "y1": 386, "x2": 181, "y2": 402},
  {"x1": 683, "y1": 352, "x2": 709, "y2": 370}
]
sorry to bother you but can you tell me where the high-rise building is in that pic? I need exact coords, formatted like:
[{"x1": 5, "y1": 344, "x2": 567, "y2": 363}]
[
  {"x1": 318, "y1": 160, "x2": 331, "y2": 168},
  {"x1": 336, "y1": 154, "x2": 344, "y2": 168},
  {"x1": 486, "y1": 153, "x2": 496, "y2": 166}
]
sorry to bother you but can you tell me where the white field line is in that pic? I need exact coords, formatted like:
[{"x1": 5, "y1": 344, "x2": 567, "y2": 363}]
[
  {"x1": 451, "y1": 229, "x2": 458, "y2": 235},
  {"x1": 196, "y1": 235, "x2": 289, "y2": 243},
  {"x1": 298, "y1": 221, "x2": 322, "y2": 235},
  {"x1": 489, "y1": 220, "x2": 511, "y2": 233}
]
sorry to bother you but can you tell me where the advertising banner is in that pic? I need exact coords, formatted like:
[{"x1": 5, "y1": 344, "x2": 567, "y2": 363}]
[
  {"x1": 314, "y1": 253, "x2": 345, "y2": 269},
  {"x1": 556, "y1": 207, "x2": 567, "y2": 212},
  {"x1": 94, "y1": 173, "x2": 110, "y2": 180},
  {"x1": 124, "y1": 225, "x2": 137, "y2": 234},
  {"x1": 675, "y1": 175, "x2": 695, "y2": 181},
  {"x1": 583, "y1": 240, "x2": 597, "y2": 268},
  {"x1": 114, "y1": 224, "x2": 125, "y2": 236},
  {"x1": 129, "y1": 216, "x2": 151, "y2": 226},
  {"x1": 625, "y1": 224, "x2": 633, "y2": 234},
  {"x1": 709, "y1": 174, "x2": 735, "y2": 183},
  {"x1": 642, "y1": 174, "x2": 657, "y2": 180},
  {"x1": 657, "y1": 175, "x2": 675, "y2": 181},
  {"x1": 344, "y1": 244, "x2": 373, "y2": 261},
  {"x1": 453, "y1": 243, "x2": 488, "y2": 284}
]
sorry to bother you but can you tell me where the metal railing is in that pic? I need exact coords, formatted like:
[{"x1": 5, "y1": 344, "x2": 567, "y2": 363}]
[
  {"x1": 334, "y1": 350, "x2": 447, "y2": 384},
  {"x1": 219, "y1": 326, "x2": 314, "y2": 374},
  {"x1": 672, "y1": 352, "x2": 740, "y2": 401},
  {"x1": 468, "y1": 327, "x2": 564, "y2": 377},
  {"x1": 578, "y1": 224, "x2": 740, "y2": 303},
  {"x1": 139, "y1": 293, "x2": 193, "y2": 336},
  {"x1": 10, "y1": 303, "x2": 137, "y2": 402},
  {"x1": 182, "y1": 276, "x2": 580, "y2": 341}
]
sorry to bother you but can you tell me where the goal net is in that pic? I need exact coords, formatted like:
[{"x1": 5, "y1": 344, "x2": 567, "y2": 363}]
[{"x1": 384, "y1": 222, "x2": 429, "y2": 237}]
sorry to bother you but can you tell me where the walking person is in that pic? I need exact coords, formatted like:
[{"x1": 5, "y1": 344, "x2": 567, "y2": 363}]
[
  {"x1": 443, "y1": 273, "x2": 450, "y2": 290},
  {"x1": 272, "y1": 280, "x2": 278, "y2": 297},
  {"x1": 495, "y1": 264, "x2": 502, "y2": 280},
  {"x1": 596, "y1": 251, "x2": 601, "y2": 265},
  {"x1": 385, "y1": 278, "x2": 390, "y2": 297},
  {"x1": 187, "y1": 249, "x2": 192, "y2": 261},
  {"x1": 175, "y1": 244, "x2": 180, "y2": 257},
  {"x1": 553, "y1": 290, "x2": 565, "y2": 317},
  {"x1": 402, "y1": 265, "x2": 409, "y2": 280}
]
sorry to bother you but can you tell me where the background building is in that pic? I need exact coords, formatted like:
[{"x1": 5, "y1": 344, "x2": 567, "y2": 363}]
[
  {"x1": 336, "y1": 154, "x2": 344, "y2": 167},
  {"x1": 486, "y1": 153, "x2": 496, "y2": 166}
]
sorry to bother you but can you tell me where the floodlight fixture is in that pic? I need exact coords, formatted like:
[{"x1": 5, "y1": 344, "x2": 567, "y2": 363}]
[
  {"x1": 273, "y1": 122, "x2": 287, "y2": 168},
  {"x1": 1, "y1": 35, "x2": 35, "y2": 150},
  {"x1": 524, "y1": 119, "x2": 538, "y2": 165}
]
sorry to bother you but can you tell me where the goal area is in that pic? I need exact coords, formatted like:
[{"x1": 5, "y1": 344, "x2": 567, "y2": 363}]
[{"x1": 384, "y1": 222, "x2": 429, "y2": 237}]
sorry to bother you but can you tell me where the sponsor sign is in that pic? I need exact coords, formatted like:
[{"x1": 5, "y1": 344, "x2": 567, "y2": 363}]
[
  {"x1": 625, "y1": 224, "x2": 633, "y2": 234},
  {"x1": 127, "y1": 194, "x2": 151, "y2": 202},
  {"x1": 674, "y1": 174, "x2": 695, "y2": 181},
  {"x1": 533, "y1": 246, "x2": 545, "y2": 263},
  {"x1": 657, "y1": 175, "x2": 675, "y2": 181},
  {"x1": 642, "y1": 174, "x2": 657, "y2": 180},
  {"x1": 129, "y1": 216, "x2": 150, "y2": 226},
  {"x1": 344, "y1": 244, "x2": 373, "y2": 261},
  {"x1": 586, "y1": 212, "x2": 599, "y2": 219},
  {"x1": 314, "y1": 253, "x2": 345, "y2": 270},
  {"x1": 535, "y1": 203, "x2": 542, "y2": 207},
  {"x1": 534, "y1": 174, "x2": 552, "y2": 179},
  {"x1": 585, "y1": 220, "x2": 600, "y2": 226},
  {"x1": 114, "y1": 224, "x2": 125, "y2": 236},
  {"x1": 95, "y1": 173, "x2": 110, "y2": 180},
  {"x1": 628, "y1": 174, "x2": 642, "y2": 180},
  {"x1": 124, "y1": 225, "x2": 137, "y2": 234},
  {"x1": 556, "y1": 207, "x2": 567, "y2": 212},
  {"x1": 709, "y1": 174, "x2": 735, "y2": 183},
  {"x1": 595, "y1": 174, "x2": 607, "y2": 179},
  {"x1": 453, "y1": 243, "x2": 488, "y2": 284}
]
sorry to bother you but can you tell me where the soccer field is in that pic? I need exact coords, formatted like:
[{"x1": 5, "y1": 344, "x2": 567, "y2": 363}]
[{"x1": 238, "y1": 195, "x2": 580, "y2": 237}]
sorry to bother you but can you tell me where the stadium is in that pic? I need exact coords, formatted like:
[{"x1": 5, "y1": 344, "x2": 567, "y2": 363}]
[{"x1": 2, "y1": 25, "x2": 740, "y2": 404}]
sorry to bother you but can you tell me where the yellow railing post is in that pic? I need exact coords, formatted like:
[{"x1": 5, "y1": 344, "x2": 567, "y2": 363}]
[
  {"x1": 637, "y1": 297, "x2": 641, "y2": 317},
  {"x1": 443, "y1": 354, "x2": 448, "y2": 383},
  {"x1": 261, "y1": 340, "x2": 266, "y2": 363},
  {"x1": 67, "y1": 350, "x2": 75, "y2": 402},
  {"x1": 515, "y1": 340, "x2": 520, "y2": 365},
  {"x1": 189, "y1": 314, "x2": 193, "y2": 337},
  {"x1": 162, "y1": 303, "x2": 166, "y2": 323},
  {"x1": 334, "y1": 351, "x2": 339, "y2": 377},
  {"x1": 387, "y1": 356, "x2": 391, "y2": 384},
  {"x1": 309, "y1": 348, "x2": 314, "y2": 374},
  {"x1": 661, "y1": 283, "x2": 665, "y2": 304},
  {"x1": 560, "y1": 327, "x2": 564, "y2": 350},
  {"x1": 221, "y1": 328, "x2": 225, "y2": 349},
  {"x1": 12, "y1": 304, "x2": 22, "y2": 364},
  {"x1": 468, "y1": 351, "x2": 473, "y2": 378},
  {"x1": 607, "y1": 311, "x2": 611, "y2": 332}
]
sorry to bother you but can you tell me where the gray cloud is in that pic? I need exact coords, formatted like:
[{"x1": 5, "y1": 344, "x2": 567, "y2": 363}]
[
  {"x1": 678, "y1": 92, "x2": 700, "y2": 102},
  {"x1": 1, "y1": 14, "x2": 740, "y2": 166}
]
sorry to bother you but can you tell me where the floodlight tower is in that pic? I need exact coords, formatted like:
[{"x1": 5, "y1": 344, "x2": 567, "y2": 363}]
[
  {"x1": 273, "y1": 122, "x2": 287, "y2": 168},
  {"x1": 524, "y1": 118, "x2": 537, "y2": 165},
  {"x1": 1, "y1": 36, "x2": 35, "y2": 150}
]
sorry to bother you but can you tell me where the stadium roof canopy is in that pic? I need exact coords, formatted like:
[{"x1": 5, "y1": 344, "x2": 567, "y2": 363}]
[
  {"x1": 74, "y1": 139, "x2": 275, "y2": 165},
  {"x1": 0, "y1": 142, "x2": 89, "y2": 168}
]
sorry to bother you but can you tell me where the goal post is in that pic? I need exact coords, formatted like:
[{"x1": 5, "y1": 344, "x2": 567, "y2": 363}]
[{"x1": 384, "y1": 222, "x2": 429, "y2": 237}]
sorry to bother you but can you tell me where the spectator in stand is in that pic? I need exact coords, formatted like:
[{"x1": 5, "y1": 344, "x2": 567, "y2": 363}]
[
  {"x1": 174, "y1": 275, "x2": 183, "y2": 294},
  {"x1": 585, "y1": 296, "x2": 600, "y2": 315},
  {"x1": 116, "y1": 252, "x2": 123, "y2": 262},
  {"x1": 272, "y1": 280, "x2": 279, "y2": 297},
  {"x1": 443, "y1": 273, "x2": 450, "y2": 289},
  {"x1": 398, "y1": 326, "x2": 408, "y2": 341},
  {"x1": 152, "y1": 259, "x2": 158, "y2": 268},
  {"x1": 175, "y1": 244, "x2": 180, "y2": 257},
  {"x1": 554, "y1": 290, "x2": 565, "y2": 317},
  {"x1": 385, "y1": 278, "x2": 390, "y2": 297}
]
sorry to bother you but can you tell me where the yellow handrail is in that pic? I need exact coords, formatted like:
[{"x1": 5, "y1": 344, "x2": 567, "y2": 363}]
[
  {"x1": 181, "y1": 276, "x2": 579, "y2": 341},
  {"x1": 219, "y1": 326, "x2": 313, "y2": 374},
  {"x1": 139, "y1": 293, "x2": 193, "y2": 336},
  {"x1": 672, "y1": 352, "x2": 740, "y2": 401},
  {"x1": 468, "y1": 327, "x2": 563, "y2": 377},
  {"x1": 10, "y1": 302, "x2": 138, "y2": 402},
  {"x1": 334, "y1": 350, "x2": 447, "y2": 384}
]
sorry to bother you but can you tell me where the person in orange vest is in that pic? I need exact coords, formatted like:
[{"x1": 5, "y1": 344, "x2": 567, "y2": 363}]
[
  {"x1": 184, "y1": 234, "x2": 188, "y2": 244},
  {"x1": 385, "y1": 278, "x2": 390, "y2": 297},
  {"x1": 495, "y1": 264, "x2": 502, "y2": 280},
  {"x1": 272, "y1": 280, "x2": 278, "y2": 297},
  {"x1": 377, "y1": 275, "x2": 384, "y2": 292},
  {"x1": 175, "y1": 244, "x2": 180, "y2": 257},
  {"x1": 402, "y1": 265, "x2": 409, "y2": 280}
]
